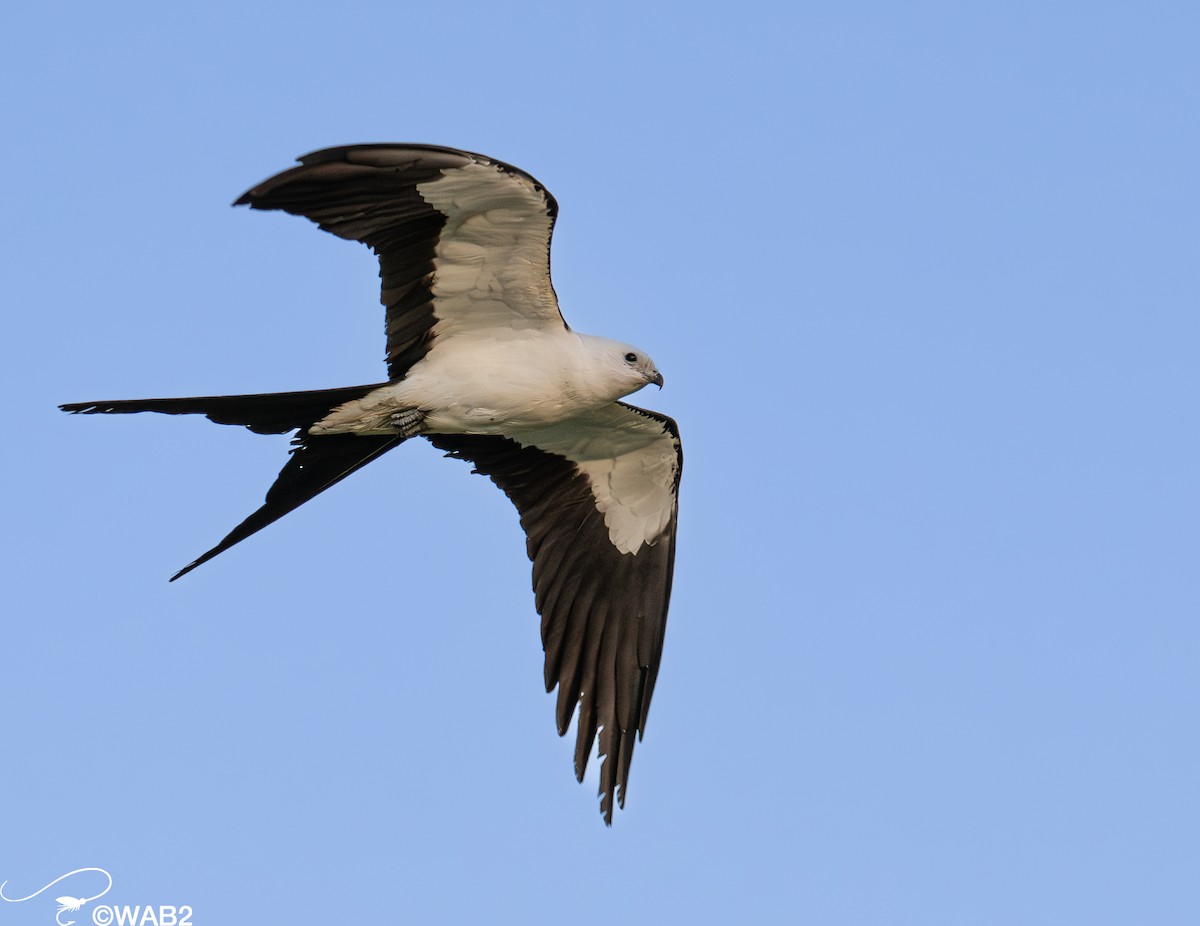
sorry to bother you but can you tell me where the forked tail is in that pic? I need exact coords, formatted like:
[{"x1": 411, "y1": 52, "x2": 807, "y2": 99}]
[{"x1": 61, "y1": 382, "x2": 402, "y2": 580}]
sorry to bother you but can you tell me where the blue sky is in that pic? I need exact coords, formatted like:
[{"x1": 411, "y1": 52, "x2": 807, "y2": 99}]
[{"x1": 3, "y1": 2, "x2": 1197, "y2": 923}]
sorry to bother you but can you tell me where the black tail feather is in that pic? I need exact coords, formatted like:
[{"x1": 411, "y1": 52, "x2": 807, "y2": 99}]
[
  {"x1": 60, "y1": 383, "x2": 388, "y2": 435},
  {"x1": 61, "y1": 382, "x2": 404, "y2": 579},
  {"x1": 170, "y1": 432, "x2": 403, "y2": 581}
]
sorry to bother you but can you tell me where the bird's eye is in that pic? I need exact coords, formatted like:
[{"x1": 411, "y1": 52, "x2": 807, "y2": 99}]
[{"x1": 624, "y1": 352, "x2": 638, "y2": 363}]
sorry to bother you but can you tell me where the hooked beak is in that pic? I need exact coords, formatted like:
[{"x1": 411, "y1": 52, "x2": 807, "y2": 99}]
[{"x1": 647, "y1": 370, "x2": 664, "y2": 389}]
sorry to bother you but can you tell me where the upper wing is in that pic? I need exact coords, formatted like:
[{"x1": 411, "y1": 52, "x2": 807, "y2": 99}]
[
  {"x1": 428, "y1": 402, "x2": 682, "y2": 823},
  {"x1": 235, "y1": 144, "x2": 565, "y2": 380}
]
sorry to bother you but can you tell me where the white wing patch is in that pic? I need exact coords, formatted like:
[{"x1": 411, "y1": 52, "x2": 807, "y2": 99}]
[
  {"x1": 509, "y1": 406, "x2": 678, "y2": 555},
  {"x1": 576, "y1": 449, "x2": 676, "y2": 554},
  {"x1": 416, "y1": 162, "x2": 561, "y2": 336}
]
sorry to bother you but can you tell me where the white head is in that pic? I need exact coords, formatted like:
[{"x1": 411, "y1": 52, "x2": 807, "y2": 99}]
[{"x1": 578, "y1": 334, "x2": 664, "y2": 401}]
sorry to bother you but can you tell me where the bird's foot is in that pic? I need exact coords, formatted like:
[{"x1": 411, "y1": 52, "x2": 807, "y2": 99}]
[{"x1": 390, "y1": 409, "x2": 426, "y2": 437}]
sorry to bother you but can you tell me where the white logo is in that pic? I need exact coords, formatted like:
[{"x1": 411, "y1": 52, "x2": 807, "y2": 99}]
[
  {"x1": 1, "y1": 871, "x2": 192, "y2": 926},
  {"x1": 0, "y1": 868, "x2": 112, "y2": 926}
]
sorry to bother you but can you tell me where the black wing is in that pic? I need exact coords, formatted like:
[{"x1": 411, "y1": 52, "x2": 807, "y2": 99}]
[
  {"x1": 235, "y1": 144, "x2": 564, "y2": 381},
  {"x1": 429, "y1": 403, "x2": 681, "y2": 823}
]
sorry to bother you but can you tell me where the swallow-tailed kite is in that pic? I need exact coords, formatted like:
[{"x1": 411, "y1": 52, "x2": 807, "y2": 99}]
[{"x1": 61, "y1": 144, "x2": 682, "y2": 823}]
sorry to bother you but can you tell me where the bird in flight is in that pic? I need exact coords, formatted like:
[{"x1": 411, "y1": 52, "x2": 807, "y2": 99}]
[{"x1": 61, "y1": 144, "x2": 682, "y2": 823}]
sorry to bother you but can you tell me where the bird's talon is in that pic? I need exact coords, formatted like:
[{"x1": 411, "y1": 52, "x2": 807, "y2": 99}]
[{"x1": 390, "y1": 409, "x2": 425, "y2": 437}]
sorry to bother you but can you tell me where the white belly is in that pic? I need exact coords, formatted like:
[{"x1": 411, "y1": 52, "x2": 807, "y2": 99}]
[{"x1": 309, "y1": 330, "x2": 609, "y2": 435}]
